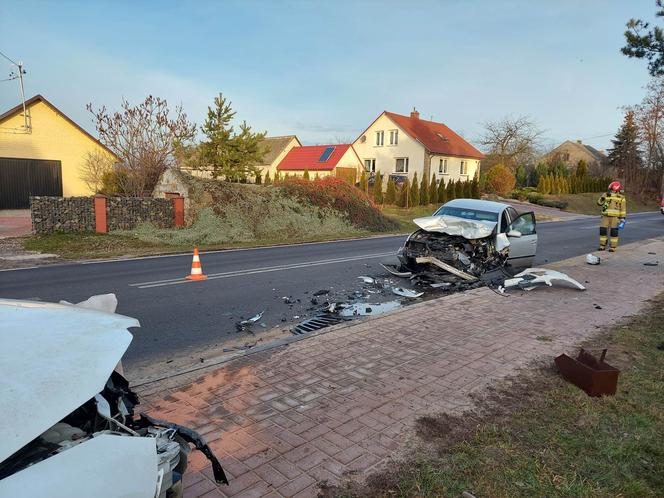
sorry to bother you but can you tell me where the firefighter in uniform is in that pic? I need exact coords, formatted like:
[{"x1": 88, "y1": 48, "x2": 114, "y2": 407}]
[{"x1": 597, "y1": 181, "x2": 627, "y2": 252}]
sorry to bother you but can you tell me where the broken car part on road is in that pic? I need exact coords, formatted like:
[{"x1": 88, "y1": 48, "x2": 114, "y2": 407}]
[
  {"x1": 0, "y1": 296, "x2": 227, "y2": 498},
  {"x1": 501, "y1": 268, "x2": 586, "y2": 292}
]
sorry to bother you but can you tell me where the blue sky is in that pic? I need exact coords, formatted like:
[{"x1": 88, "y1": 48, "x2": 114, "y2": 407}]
[{"x1": 0, "y1": 1, "x2": 655, "y2": 151}]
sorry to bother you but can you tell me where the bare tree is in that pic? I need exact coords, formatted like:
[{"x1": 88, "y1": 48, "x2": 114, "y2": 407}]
[
  {"x1": 479, "y1": 115, "x2": 544, "y2": 170},
  {"x1": 631, "y1": 77, "x2": 664, "y2": 192},
  {"x1": 79, "y1": 149, "x2": 115, "y2": 193},
  {"x1": 87, "y1": 96, "x2": 196, "y2": 196}
]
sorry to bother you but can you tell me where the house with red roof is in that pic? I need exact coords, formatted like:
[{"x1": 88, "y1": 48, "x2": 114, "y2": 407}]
[
  {"x1": 276, "y1": 143, "x2": 363, "y2": 182},
  {"x1": 352, "y1": 109, "x2": 484, "y2": 187}
]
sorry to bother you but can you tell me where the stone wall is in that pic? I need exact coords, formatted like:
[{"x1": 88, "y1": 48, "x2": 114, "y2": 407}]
[
  {"x1": 30, "y1": 196, "x2": 175, "y2": 234},
  {"x1": 107, "y1": 197, "x2": 173, "y2": 230},
  {"x1": 30, "y1": 196, "x2": 95, "y2": 233}
]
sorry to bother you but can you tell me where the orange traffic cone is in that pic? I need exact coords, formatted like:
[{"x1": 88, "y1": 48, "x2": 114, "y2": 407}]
[{"x1": 185, "y1": 247, "x2": 207, "y2": 280}]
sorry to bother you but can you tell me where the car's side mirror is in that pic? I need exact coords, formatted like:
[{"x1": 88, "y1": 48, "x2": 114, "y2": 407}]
[{"x1": 507, "y1": 230, "x2": 522, "y2": 238}]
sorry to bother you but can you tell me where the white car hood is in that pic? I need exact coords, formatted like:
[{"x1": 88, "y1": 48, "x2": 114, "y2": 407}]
[
  {"x1": 413, "y1": 215, "x2": 496, "y2": 239},
  {"x1": 0, "y1": 299, "x2": 139, "y2": 462}
]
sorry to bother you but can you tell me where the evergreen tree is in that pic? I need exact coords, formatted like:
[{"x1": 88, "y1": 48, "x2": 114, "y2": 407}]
[
  {"x1": 274, "y1": 171, "x2": 281, "y2": 184},
  {"x1": 471, "y1": 177, "x2": 480, "y2": 198},
  {"x1": 400, "y1": 179, "x2": 411, "y2": 207},
  {"x1": 575, "y1": 159, "x2": 588, "y2": 178},
  {"x1": 419, "y1": 173, "x2": 429, "y2": 205},
  {"x1": 463, "y1": 180, "x2": 472, "y2": 198},
  {"x1": 438, "y1": 178, "x2": 447, "y2": 204},
  {"x1": 429, "y1": 174, "x2": 438, "y2": 205},
  {"x1": 360, "y1": 171, "x2": 368, "y2": 193},
  {"x1": 515, "y1": 165, "x2": 527, "y2": 187},
  {"x1": 303, "y1": 170, "x2": 310, "y2": 181},
  {"x1": 410, "y1": 173, "x2": 420, "y2": 207},
  {"x1": 607, "y1": 110, "x2": 643, "y2": 183},
  {"x1": 385, "y1": 178, "x2": 397, "y2": 204},
  {"x1": 373, "y1": 171, "x2": 384, "y2": 204},
  {"x1": 455, "y1": 179, "x2": 464, "y2": 198},
  {"x1": 537, "y1": 175, "x2": 545, "y2": 193},
  {"x1": 264, "y1": 171, "x2": 271, "y2": 185},
  {"x1": 446, "y1": 178, "x2": 456, "y2": 200},
  {"x1": 314, "y1": 173, "x2": 320, "y2": 181},
  {"x1": 255, "y1": 172, "x2": 262, "y2": 184},
  {"x1": 200, "y1": 93, "x2": 266, "y2": 182}
]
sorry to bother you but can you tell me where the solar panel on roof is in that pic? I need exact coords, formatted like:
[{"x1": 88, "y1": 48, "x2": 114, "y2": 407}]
[{"x1": 319, "y1": 147, "x2": 335, "y2": 162}]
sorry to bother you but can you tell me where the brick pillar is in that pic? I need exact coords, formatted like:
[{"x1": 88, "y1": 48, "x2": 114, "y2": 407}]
[
  {"x1": 94, "y1": 195, "x2": 108, "y2": 233},
  {"x1": 172, "y1": 196, "x2": 185, "y2": 227}
]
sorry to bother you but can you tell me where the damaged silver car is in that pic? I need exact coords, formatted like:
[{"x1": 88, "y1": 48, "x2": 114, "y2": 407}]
[
  {"x1": 396, "y1": 199, "x2": 538, "y2": 283},
  {"x1": 0, "y1": 298, "x2": 227, "y2": 498}
]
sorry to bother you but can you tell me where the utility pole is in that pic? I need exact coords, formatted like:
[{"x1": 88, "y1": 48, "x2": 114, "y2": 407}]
[
  {"x1": 17, "y1": 61, "x2": 28, "y2": 130},
  {"x1": 0, "y1": 50, "x2": 29, "y2": 131}
]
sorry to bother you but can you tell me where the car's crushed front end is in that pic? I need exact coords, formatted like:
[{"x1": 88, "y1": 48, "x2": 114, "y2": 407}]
[
  {"x1": 0, "y1": 298, "x2": 227, "y2": 498},
  {"x1": 395, "y1": 215, "x2": 510, "y2": 285}
]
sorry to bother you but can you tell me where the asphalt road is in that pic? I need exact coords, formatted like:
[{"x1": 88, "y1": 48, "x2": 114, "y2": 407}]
[{"x1": 1, "y1": 212, "x2": 662, "y2": 368}]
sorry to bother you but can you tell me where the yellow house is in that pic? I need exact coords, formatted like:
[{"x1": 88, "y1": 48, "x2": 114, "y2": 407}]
[{"x1": 0, "y1": 95, "x2": 117, "y2": 208}]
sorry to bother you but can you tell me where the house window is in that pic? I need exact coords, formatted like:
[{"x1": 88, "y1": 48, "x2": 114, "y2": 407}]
[
  {"x1": 364, "y1": 159, "x2": 376, "y2": 172},
  {"x1": 375, "y1": 131, "x2": 384, "y2": 146},
  {"x1": 460, "y1": 160, "x2": 467, "y2": 175},
  {"x1": 395, "y1": 157, "x2": 409, "y2": 173},
  {"x1": 389, "y1": 129, "x2": 398, "y2": 145},
  {"x1": 563, "y1": 153, "x2": 570, "y2": 161},
  {"x1": 439, "y1": 158, "x2": 448, "y2": 174}
]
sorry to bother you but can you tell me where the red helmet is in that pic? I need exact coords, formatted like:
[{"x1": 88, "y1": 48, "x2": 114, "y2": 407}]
[{"x1": 608, "y1": 181, "x2": 621, "y2": 192}]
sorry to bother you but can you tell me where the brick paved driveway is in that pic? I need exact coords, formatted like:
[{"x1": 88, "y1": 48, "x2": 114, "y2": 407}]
[
  {"x1": 0, "y1": 210, "x2": 31, "y2": 238},
  {"x1": 136, "y1": 238, "x2": 664, "y2": 498}
]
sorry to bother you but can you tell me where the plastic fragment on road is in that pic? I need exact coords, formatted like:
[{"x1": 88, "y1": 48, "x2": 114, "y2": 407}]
[
  {"x1": 357, "y1": 276, "x2": 375, "y2": 284},
  {"x1": 501, "y1": 268, "x2": 586, "y2": 292},
  {"x1": 380, "y1": 263, "x2": 413, "y2": 278},
  {"x1": 59, "y1": 293, "x2": 118, "y2": 314},
  {"x1": 236, "y1": 311, "x2": 265, "y2": 332},
  {"x1": 391, "y1": 287, "x2": 424, "y2": 298},
  {"x1": 586, "y1": 254, "x2": 600, "y2": 265},
  {"x1": 644, "y1": 261, "x2": 659, "y2": 266},
  {"x1": 338, "y1": 301, "x2": 401, "y2": 317}
]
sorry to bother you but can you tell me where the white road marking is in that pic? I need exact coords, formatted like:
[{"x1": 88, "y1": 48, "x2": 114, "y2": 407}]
[{"x1": 131, "y1": 251, "x2": 396, "y2": 289}]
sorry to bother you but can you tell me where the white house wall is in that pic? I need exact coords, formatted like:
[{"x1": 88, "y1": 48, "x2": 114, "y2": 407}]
[
  {"x1": 430, "y1": 155, "x2": 480, "y2": 184},
  {"x1": 353, "y1": 113, "x2": 425, "y2": 185}
]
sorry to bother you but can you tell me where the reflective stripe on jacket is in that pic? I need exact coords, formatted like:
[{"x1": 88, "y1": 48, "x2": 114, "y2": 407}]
[{"x1": 597, "y1": 193, "x2": 627, "y2": 217}]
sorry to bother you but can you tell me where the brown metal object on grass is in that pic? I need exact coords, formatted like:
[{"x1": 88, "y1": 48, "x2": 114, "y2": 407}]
[{"x1": 554, "y1": 348, "x2": 620, "y2": 397}]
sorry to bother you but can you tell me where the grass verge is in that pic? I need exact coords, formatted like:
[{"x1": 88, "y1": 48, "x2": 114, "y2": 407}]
[
  {"x1": 380, "y1": 205, "x2": 439, "y2": 232},
  {"x1": 555, "y1": 192, "x2": 657, "y2": 216},
  {"x1": 330, "y1": 293, "x2": 664, "y2": 498},
  {"x1": 22, "y1": 229, "x2": 384, "y2": 260}
]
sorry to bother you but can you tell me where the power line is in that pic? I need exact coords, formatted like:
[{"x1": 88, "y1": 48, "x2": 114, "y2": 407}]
[{"x1": 0, "y1": 49, "x2": 18, "y2": 66}]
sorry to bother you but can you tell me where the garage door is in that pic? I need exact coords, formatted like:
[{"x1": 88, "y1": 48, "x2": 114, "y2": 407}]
[{"x1": 0, "y1": 158, "x2": 63, "y2": 208}]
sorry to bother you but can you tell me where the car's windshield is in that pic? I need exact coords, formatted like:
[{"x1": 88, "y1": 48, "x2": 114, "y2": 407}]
[{"x1": 433, "y1": 206, "x2": 499, "y2": 223}]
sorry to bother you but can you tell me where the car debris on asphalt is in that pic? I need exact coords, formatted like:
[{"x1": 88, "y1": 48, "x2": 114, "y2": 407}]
[
  {"x1": 235, "y1": 310, "x2": 265, "y2": 332},
  {"x1": 391, "y1": 287, "x2": 424, "y2": 298},
  {"x1": 289, "y1": 206, "x2": 585, "y2": 336},
  {"x1": 500, "y1": 268, "x2": 586, "y2": 292},
  {"x1": 586, "y1": 253, "x2": 601, "y2": 265}
]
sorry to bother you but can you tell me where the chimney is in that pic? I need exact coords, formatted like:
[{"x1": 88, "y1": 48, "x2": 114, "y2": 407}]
[
  {"x1": 410, "y1": 107, "x2": 419, "y2": 120},
  {"x1": 576, "y1": 139, "x2": 582, "y2": 144}
]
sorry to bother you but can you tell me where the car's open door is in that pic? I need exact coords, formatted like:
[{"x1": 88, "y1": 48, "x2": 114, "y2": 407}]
[{"x1": 506, "y1": 212, "x2": 537, "y2": 268}]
